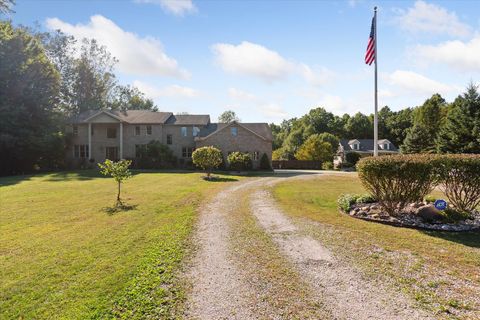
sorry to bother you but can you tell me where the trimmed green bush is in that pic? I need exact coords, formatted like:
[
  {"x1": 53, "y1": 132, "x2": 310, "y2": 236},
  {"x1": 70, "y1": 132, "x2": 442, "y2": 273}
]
[
  {"x1": 357, "y1": 155, "x2": 438, "y2": 215},
  {"x1": 337, "y1": 193, "x2": 376, "y2": 212},
  {"x1": 227, "y1": 151, "x2": 252, "y2": 171},
  {"x1": 322, "y1": 161, "x2": 333, "y2": 170},
  {"x1": 192, "y1": 146, "x2": 223, "y2": 179},
  {"x1": 259, "y1": 153, "x2": 272, "y2": 170},
  {"x1": 345, "y1": 152, "x2": 361, "y2": 166},
  {"x1": 436, "y1": 154, "x2": 480, "y2": 216}
]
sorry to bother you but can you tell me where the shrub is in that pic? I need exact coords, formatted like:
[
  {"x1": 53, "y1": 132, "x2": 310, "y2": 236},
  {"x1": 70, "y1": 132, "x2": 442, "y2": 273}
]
[
  {"x1": 227, "y1": 152, "x2": 252, "y2": 171},
  {"x1": 322, "y1": 161, "x2": 333, "y2": 170},
  {"x1": 345, "y1": 152, "x2": 361, "y2": 166},
  {"x1": 357, "y1": 154, "x2": 438, "y2": 215},
  {"x1": 192, "y1": 146, "x2": 223, "y2": 178},
  {"x1": 355, "y1": 194, "x2": 376, "y2": 204},
  {"x1": 338, "y1": 194, "x2": 358, "y2": 212},
  {"x1": 436, "y1": 154, "x2": 480, "y2": 216},
  {"x1": 136, "y1": 140, "x2": 176, "y2": 169},
  {"x1": 259, "y1": 153, "x2": 272, "y2": 170},
  {"x1": 424, "y1": 195, "x2": 436, "y2": 203}
]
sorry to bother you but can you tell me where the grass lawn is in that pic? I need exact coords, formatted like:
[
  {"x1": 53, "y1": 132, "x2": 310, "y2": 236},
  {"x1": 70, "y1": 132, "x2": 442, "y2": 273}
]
[
  {"x1": 273, "y1": 174, "x2": 480, "y2": 319},
  {"x1": 0, "y1": 170, "x2": 239, "y2": 319}
]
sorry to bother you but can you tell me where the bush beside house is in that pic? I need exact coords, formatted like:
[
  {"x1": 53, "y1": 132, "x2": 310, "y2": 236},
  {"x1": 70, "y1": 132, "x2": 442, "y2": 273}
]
[{"x1": 227, "y1": 152, "x2": 252, "y2": 171}]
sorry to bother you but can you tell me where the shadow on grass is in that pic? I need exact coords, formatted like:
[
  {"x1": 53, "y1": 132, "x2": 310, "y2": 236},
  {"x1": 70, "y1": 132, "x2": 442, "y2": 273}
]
[
  {"x1": 203, "y1": 176, "x2": 239, "y2": 182},
  {"x1": 421, "y1": 229, "x2": 480, "y2": 248},
  {"x1": 102, "y1": 202, "x2": 138, "y2": 215}
]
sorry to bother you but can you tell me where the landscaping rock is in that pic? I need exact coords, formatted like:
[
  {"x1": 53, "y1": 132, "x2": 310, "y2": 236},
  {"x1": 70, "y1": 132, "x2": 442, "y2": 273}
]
[{"x1": 416, "y1": 205, "x2": 444, "y2": 222}]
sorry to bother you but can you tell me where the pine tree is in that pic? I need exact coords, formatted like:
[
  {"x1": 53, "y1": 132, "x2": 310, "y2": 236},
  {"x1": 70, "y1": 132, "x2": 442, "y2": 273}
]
[
  {"x1": 401, "y1": 124, "x2": 435, "y2": 154},
  {"x1": 437, "y1": 84, "x2": 480, "y2": 153}
]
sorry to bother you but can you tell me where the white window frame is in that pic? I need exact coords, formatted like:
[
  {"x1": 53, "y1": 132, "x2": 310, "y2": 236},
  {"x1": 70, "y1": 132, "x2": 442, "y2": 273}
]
[
  {"x1": 146, "y1": 125, "x2": 152, "y2": 135},
  {"x1": 181, "y1": 127, "x2": 187, "y2": 137},
  {"x1": 253, "y1": 151, "x2": 259, "y2": 161},
  {"x1": 231, "y1": 127, "x2": 238, "y2": 136},
  {"x1": 73, "y1": 125, "x2": 78, "y2": 136},
  {"x1": 135, "y1": 126, "x2": 141, "y2": 136}
]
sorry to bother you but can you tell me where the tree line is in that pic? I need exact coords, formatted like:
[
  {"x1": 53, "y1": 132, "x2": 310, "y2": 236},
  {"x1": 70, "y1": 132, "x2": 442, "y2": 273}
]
[
  {"x1": 270, "y1": 85, "x2": 480, "y2": 162},
  {"x1": 0, "y1": 20, "x2": 156, "y2": 175}
]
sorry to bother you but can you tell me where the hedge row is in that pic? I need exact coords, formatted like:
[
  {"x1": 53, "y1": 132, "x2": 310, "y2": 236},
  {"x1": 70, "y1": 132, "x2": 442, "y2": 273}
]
[{"x1": 357, "y1": 154, "x2": 480, "y2": 217}]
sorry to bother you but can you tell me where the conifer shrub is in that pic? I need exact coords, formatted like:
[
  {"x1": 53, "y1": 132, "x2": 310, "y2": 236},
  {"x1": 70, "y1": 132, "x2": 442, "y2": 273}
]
[
  {"x1": 259, "y1": 153, "x2": 272, "y2": 170},
  {"x1": 357, "y1": 155, "x2": 438, "y2": 215},
  {"x1": 436, "y1": 154, "x2": 480, "y2": 216}
]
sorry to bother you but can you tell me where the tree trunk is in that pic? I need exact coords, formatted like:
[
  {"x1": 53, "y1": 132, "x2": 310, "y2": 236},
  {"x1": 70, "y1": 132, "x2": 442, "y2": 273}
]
[{"x1": 117, "y1": 181, "x2": 121, "y2": 202}]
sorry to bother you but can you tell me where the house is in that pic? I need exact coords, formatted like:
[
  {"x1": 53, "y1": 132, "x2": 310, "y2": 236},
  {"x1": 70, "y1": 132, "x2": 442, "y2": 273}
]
[
  {"x1": 67, "y1": 109, "x2": 272, "y2": 169},
  {"x1": 334, "y1": 139, "x2": 399, "y2": 166}
]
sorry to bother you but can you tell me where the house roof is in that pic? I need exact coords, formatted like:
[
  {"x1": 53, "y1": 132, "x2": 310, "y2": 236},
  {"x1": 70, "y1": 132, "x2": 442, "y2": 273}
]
[
  {"x1": 165, "y1": 114, "x2": 210, "y2": 126},
  {"x1": 71, "y1": 110, "x2": 191, "y2": 124},
  {"x1": 198, "y1": 122, "x2": 273, "y2": 141},
  {"x1": 339, "y1": 139, "x2": 398, "y2": 152}
]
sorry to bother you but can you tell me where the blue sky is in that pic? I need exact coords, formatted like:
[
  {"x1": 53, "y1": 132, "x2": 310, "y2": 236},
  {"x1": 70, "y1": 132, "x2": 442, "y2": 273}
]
[{"x1": 9, "y1": 0, "x2": 480, "y2": 123}]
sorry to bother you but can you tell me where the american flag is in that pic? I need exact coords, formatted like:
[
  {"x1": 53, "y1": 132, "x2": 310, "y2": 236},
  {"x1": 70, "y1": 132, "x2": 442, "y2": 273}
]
[{"x1": 365, "y1": 17, "x2": 375, "y2": 65}]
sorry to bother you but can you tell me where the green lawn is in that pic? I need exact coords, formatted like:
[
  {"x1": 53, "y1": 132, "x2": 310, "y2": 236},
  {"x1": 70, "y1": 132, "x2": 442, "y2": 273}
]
[
  {"x1": 273, "y1": 174, "x2": 480, "y2": 318},
  {"x1": 0, "y1": 170, "x2": 238, "y2": 319}
]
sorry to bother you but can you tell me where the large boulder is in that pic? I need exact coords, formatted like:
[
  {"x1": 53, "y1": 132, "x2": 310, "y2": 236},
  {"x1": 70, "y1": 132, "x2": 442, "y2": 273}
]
[{"x1": 416, "y1": 205, "x2": 444, "y2": 222}]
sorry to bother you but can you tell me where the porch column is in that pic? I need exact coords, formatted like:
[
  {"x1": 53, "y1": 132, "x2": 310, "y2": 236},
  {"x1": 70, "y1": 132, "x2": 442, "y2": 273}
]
[
  {"x1": 119, "y1": 122, "x2": 123, "y2": 159},
  {"x1": 88, "y1": 122, "x2": 92, "y2": 160}
]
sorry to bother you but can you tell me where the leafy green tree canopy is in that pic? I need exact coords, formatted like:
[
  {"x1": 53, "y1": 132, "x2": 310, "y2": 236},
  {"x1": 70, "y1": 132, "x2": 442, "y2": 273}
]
[{"x1": 192, "y1": 146, "x2": 223, "y2": 178}]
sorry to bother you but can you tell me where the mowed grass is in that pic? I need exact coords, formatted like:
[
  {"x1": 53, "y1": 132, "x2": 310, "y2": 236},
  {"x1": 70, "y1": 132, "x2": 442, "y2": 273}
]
[
  {"x1": 273, "y1": 174, "x2": 480, "y2": 318},
  {"x1": 0, "y1": 170, "x2": 238, "y2": 319}
]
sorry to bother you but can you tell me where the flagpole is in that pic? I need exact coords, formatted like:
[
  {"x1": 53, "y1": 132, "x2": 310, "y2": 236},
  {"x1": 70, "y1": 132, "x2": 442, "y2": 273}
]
[{"x1": 373, "y1": 6, "x2": 378, "y2": 157}]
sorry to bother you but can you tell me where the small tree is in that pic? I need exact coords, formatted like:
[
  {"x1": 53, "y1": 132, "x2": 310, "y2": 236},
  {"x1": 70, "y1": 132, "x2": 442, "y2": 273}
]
[
  {"x1": 192, "y1": 146, "x2": 223, "y2": 179},
  {"x1": 295, "y1": 135, "x2": 333, "y2": 163},
  {"x1": 98, "y1": 159, "x2": 132, "y2": 204},
  {"x1": 345, "y1": 151, "x2": 361, "y2": 166}
]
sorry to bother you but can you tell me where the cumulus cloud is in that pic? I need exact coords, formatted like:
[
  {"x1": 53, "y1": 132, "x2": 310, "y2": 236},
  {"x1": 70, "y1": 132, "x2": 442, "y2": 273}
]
[
  {"x1": 387, "y1": 70, "x2": 454, "y2": 96},
  {"x1": 257, "y1": 103, "x2": 289, "y2": 119},
  {"x1": 134, "y1": 0, "x2": 196, "y2": 16},
  {"x1": 46, "y1": 15, "x2": 189, "y2": 78},
  {"x1": 395, "y1": 1, "x2": 471, "y2": 38},
  {"x1": 415, "y1": 36, "x2": 480, "y2": 72},
  {"x1": 212, "y1": 41, "x2": 295, "y2": 82},
  {"x1": 133, "y1": 81, "x2": 200, "y2": 98},
  {"x1": 227, "y1": 87, "x2": 288, "y2": 119},
  {"x1": 212, "y1": 41, "x2": 333, "y2": 85}
]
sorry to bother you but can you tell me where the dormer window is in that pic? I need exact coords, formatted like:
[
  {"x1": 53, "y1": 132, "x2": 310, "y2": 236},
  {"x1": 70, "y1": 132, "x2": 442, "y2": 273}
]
[{"x1": 350, "y1": 143, "x2": 359, "y2": 150}]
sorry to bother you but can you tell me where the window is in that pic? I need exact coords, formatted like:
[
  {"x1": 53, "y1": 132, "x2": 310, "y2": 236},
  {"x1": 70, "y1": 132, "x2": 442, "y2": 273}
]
[
  {"x1": 73, "y1": 125, "x2": 78, "y2": 136},
  {"x1": 91, "y1": 126, "x2": 94, "y2": 136},
  {"x1": 231, "y1": 127, "x2": 238, "y2": 136},
  {"x1": 350, "y1": 143, "x2": 359, "y2": 150},
  {"x1": 146, "y1": 125, "x2": 152, "y2": 135},
  {"x1": 384, "y1": 143, "x2": 389, "y2": 150},
  {"x1": 135, "y1": 126, "x2": 141, "y2": 136},
  {"x1": 253, "y1": 151, "x2": 259, "y2": 161},
  {"x1": 135, "y1": 144, "x2": 147, "y2": 158},
  {"x1": 181, "y1": 127, "x2": 187, "y2": 137},
  {"x1": 74, "y1": 145, "x2": 89, "y2": 158},
  {"x1": 107, "y1": 127, "x2": 117, "y2": 139},
  {"x1": 182, "y1": 147, "x2": 194, "y2": 158},
  {"x1": 167, "y1": 134, "x2": 173, "y2": 145},
  {"x1": 193, "y1": 126, "x2": 200, "y2": 137}
]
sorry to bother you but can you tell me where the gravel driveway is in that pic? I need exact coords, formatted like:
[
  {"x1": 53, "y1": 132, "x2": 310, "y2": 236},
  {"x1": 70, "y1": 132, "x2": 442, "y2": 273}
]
[{"x1": 184, "y1": 173, "x2": 434, "y2": 320}]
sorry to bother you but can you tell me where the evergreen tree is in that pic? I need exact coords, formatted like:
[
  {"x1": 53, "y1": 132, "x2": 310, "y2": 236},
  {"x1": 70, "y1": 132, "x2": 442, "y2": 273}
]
[
  {"x1": 401, "y1": 124, "x2": 435, "y2": 154},
  {"x1": 437, "y1": 84, "x2": 480, "y2": 153}
]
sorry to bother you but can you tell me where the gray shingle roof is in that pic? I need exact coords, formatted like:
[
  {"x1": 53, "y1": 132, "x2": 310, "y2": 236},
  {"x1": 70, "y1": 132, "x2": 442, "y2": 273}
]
[
  {"x1": 165, "y1": 114, "x2": 210, "y2": 126},
  {"x1": 339, "y1": 139, "x2": 398, "y2": 152},
  {"x1": 71, "y1": 110, "x2": 173, "y2": 124}
]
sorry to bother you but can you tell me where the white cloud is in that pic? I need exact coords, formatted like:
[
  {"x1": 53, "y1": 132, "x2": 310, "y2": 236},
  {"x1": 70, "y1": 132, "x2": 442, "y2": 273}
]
[
  {"x1": 257, "y1": 103, "x2": 289, "y2": 119},
  {"x1": 415, "y1": 36, "x2": 480, "y2": 72},
  {"x1": 228, "y1": 88, "x2": 257, "y2": 101},
  {"x1": 387, "y1": 70, "x2": 454, "y2": 96},
  {"x1": 212, "y1": 41, "x2": 295, "y2": 82},
  {"x1": 134, "y1": 0, "x2": 196, "y2": 16},
  {"x1": 46, "y1": 15, "x2": 189, "y2": 78},
  {"x1": 211, "y1": 41, "x2": 333, "y2": 85},
  {"x1": 133, "y1": 81, "x2": 200, "y2": 98},
  {"x1": 395, "y1": 1, "x2": 471, "y2": 38}
]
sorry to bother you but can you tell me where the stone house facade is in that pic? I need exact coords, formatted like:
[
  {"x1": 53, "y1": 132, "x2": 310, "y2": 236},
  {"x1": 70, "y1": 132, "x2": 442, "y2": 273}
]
[{"x1": 67, "y1": 110, "x2": 272, "y2": 169}]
